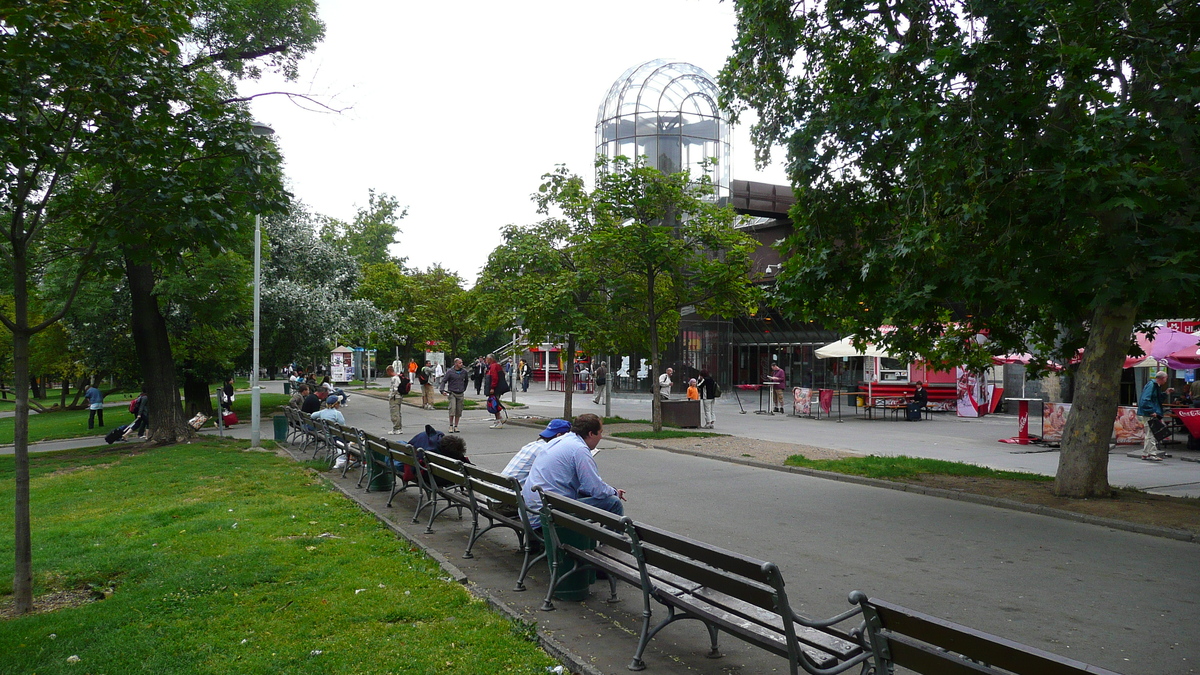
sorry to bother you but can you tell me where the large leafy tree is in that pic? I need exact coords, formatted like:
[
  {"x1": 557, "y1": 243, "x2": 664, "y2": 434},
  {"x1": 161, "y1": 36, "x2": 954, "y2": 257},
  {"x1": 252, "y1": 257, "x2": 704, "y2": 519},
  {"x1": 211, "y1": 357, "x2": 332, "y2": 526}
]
[
  {"x1": 0, "y1": 0, "x2": 321, "y2": 614},
  {"x1": 536, "y1": 157, "x2": 761, "y2": 430},
  {"x1": 320, "y1": 189, "x2": 407, "y2": 268},
  {"x1": 721, "y1": 0, "x2": 1200, "y2": 497}
]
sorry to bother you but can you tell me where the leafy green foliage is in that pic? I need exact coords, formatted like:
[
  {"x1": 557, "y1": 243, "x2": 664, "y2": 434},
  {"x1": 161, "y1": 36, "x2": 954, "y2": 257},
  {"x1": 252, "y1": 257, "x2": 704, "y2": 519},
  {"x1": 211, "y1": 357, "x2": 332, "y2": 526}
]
[
  {"x1": 319, "y1": 189, "x2": 407, "y2": 268},
  {"x1": 720, "y1": 0, "x2": 1200, "y2": 496}
]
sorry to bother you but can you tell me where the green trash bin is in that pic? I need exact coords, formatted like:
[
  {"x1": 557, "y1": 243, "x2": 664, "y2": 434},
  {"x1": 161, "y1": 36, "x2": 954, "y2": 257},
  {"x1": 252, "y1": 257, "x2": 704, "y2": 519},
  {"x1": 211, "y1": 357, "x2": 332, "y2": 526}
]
[
  {"x1": 284, "y1": 381, "x2": 291, "y2": 395},
  {"x1": 547, "y1": 525, "x2": 596, "y2": 601},
  {"x1": 365, "y1": 444, "x2": 392, "y2": 492},
  {"x1": 272, "y1": 415, "x2": 288, "y2": 441}
]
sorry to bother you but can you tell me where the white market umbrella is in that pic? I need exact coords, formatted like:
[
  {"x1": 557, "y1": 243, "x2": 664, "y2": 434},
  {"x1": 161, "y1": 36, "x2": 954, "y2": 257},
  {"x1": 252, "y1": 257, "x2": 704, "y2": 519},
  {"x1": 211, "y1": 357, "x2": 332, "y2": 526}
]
[{"x1": 815, "y1": 335, "x2": 895, "y2": 359}]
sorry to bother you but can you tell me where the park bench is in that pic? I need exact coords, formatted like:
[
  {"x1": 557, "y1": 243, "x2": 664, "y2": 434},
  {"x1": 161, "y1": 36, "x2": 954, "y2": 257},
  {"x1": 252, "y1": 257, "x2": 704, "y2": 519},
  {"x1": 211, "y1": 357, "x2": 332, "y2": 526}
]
[
  {"x1": 418, "y1": 451, "x2": 470, "y2": 534},
  {"x1": 537, "y1": 490, "x2": 869, "y2": 674},
  {"x1": 460, "y1": 463, "x2": 545, "y2": 591},
  {"x1": 850, "y1": 592, "x2": 1122, "y2": 675},
  {"x1": 281, "y1": 407, "x2": 305, "y2": 445},
  {"x1": 298, "y1": 413, "x2": 328, "y2": 459}
]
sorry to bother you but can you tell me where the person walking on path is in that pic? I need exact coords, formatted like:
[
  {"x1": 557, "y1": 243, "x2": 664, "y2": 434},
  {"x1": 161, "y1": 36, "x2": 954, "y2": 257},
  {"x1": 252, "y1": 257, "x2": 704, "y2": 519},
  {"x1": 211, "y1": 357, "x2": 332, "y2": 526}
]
[
  {"x1": 522, "y1": 413, "x2": 626, "y2": 529},
  {"x1": 486, "y1": 354, "x2": 507, "y2": 428},
  {"x1": 220, "y1": 377, "x2": 235, "y2": 414},
  {"x1": 592, "y1": 361, "x2": 608, "y2": 404},
  {"x1": 440, "y1": 358, "x2": 470, "y2": 433},
  {"x1": 126, "y1": 389, "x2": 150, "y2": 439},
  {"x1": 1138, "y1": 370, "x2": 1173, "y2": 461},
  {"x1": 697, "y1": 369, "x2": 717, "y2": 428},
  {"x1": 471, "y1": 356, "x2": 487, "y2": 395},
  {"x1": 85, "y1": 383, "x2": 105, "y2": 429},
  {"x1": 387, "y1": 366, "x2": 407, "y2": 434},
  {"x1": 419, "y1": 360, "x2": 436, "y2": 410}
]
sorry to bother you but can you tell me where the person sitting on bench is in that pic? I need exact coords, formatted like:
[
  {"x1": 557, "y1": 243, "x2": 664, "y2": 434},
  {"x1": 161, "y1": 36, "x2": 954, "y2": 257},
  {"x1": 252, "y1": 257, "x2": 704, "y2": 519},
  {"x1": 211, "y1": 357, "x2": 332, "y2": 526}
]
[
  {"x1": 521, "y1": 413, "x2": 626, "y2": 530},
  {"x1": 906, "y1": 381, "x2": 928, "y2": 421}
]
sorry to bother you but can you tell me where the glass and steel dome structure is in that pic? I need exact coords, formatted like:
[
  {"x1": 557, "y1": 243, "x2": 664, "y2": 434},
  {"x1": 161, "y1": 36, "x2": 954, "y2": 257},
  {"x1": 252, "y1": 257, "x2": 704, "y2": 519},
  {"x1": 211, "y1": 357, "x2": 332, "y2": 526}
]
[{"x1": 596, "y1": 59, "x2": 731, "y2": 198}]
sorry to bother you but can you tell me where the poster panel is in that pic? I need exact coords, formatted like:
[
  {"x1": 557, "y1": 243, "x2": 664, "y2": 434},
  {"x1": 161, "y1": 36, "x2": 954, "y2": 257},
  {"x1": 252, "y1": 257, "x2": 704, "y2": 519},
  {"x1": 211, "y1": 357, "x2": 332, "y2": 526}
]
[
  {"x1": 1041, "y1": 402, "x2": 1071, "y2": 443},
  {"x1": 1113, "y1": 406, "x2": 1146, "y2": 445},
  {"x1": 794, "y1": 387, "x2": 812, "y2": 416},
  {"x1": 956, "y1": 368, "x2": 986, "y2": 417}
]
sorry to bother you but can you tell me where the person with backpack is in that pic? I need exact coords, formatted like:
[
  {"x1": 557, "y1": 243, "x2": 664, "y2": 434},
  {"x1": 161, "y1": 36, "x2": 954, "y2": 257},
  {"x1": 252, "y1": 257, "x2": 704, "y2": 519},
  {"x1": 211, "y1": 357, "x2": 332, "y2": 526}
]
[
  {"x1": 126, "y1": 388, "x2": 150, "y2": 439},
  {"x1": 387, "y1": 366, "x2": 410, "y2": 434},
  {"x1": 698, "y1": 369, "x2": 718, "y2": 429},
  {"x1": 592, "y1": 361, "x2": 608, "y2": 404}
]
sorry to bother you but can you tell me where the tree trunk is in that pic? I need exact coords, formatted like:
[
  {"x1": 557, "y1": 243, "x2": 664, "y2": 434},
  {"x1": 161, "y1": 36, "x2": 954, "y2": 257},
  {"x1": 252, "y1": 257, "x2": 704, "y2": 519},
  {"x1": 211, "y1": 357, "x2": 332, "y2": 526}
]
[
  {"x1": 648, "y1": 270, "x2": 662, "y2": 432},
  {"x1": 1055, "y1": 303, "x2": 1136, "y2": 498},
  {"x1": 69, "y1": 375, "x2": 88, "y2": 408},
  {"x1": 10, "y1": 247, "x2": 34, "y2": 614},
  {"x1": 124, "y1": 253, "x2": 193, "y2": 444},
  {"x1": 59, "y1": 377, "x2": 68, "y2": 408},
  {"x1": 29, "y1": 375, "x2": 42, "y2": 400},
  {"x1": 563, "y1": 333, "x2": 575, "y2": 420},
  {"x1": 182, "y1": 371, "x2": 215, "y2": 418}
]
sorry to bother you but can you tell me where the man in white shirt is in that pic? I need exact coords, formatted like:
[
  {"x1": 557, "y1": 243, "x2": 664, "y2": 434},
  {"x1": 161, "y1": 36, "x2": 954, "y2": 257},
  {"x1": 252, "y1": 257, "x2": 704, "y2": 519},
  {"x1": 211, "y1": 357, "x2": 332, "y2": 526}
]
[
  {"x1": 310, "y1": 395, "x2": 345, "y2": 426},
  {"x1": 658, "y1": 367, "x2": 674, "y2": 400},
  {"x1": 501, "y1": 419, "x2": 571, "y2": 486},
  {"x1": 387, "y1": 366, "x2": 405, "y2": 434}
]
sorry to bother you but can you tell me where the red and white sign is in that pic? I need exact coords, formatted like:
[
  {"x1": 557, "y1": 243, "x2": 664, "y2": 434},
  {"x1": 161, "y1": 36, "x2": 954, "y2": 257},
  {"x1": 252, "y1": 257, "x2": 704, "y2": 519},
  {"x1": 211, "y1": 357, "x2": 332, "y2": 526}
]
[{"x1": 1167, "y1": 320, "x2": 1200, "y2": 334}]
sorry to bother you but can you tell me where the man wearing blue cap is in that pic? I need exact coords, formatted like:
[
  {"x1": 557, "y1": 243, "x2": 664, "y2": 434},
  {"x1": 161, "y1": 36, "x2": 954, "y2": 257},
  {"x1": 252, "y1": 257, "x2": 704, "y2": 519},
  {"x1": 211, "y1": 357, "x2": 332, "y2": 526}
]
[
  {"x1": 502, "y1": 418, "x2": 571, "y2": 486},
  {"x1": 310, "y1": 395, "x2": 345, "y2": 426},
  {"x1": 522, "y1": 414, "x2": 626, "y2": 529}
]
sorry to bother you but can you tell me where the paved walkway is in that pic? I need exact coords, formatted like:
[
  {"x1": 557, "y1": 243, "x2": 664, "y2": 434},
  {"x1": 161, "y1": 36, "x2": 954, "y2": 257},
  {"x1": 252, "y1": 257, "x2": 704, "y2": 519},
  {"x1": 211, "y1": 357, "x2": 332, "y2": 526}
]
[{"x1": 6, "y1": 379, "x2": 1196, "y2": 674}]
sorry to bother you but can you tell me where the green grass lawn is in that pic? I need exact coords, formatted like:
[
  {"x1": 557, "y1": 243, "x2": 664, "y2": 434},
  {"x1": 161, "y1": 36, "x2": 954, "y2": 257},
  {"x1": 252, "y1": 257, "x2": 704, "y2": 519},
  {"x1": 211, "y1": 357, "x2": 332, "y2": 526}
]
[
  {"x1": 611, "y1": 430, "x2": 729, "y2": 440},
  {"x1": 784, "y1": 454, "x2": 1054, "y2": 482},
  {"x1": 0, "y1": 439, "x2": 558, "y2": 674},
  {"x1": 0, "y1": 394, "x2": 291, "y2": 445}
]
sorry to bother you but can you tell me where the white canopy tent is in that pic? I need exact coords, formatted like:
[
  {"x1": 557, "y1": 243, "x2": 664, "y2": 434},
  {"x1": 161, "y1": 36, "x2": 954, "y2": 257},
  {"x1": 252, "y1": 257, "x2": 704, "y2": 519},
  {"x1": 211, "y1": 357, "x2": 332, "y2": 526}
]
[{"x1": 814, "y1": 336, "x2": 896, "y2": 359}]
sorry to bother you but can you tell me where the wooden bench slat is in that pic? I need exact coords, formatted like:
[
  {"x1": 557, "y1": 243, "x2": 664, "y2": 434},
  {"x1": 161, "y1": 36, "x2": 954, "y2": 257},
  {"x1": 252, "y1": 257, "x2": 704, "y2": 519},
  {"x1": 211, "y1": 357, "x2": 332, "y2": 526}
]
[
  {"x1": 687, "y1": 587, "x2": 861, "y2": 657},
  {"x1": 638, "y1": 544, "x2": 777, "y2": 612}
]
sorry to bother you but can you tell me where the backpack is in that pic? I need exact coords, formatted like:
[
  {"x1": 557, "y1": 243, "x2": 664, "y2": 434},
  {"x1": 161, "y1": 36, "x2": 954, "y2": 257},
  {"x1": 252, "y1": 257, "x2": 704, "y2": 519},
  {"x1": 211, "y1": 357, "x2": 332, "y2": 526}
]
[
  {"x1": 128, "y1": 397, "x2": 139, "y2": 414},
  {"x1": 417, "y1": 370, "x2": 429, "y2": 385},
  {"x1": 713, "y1": 381, "x2": 722, "y2": 398},
  {"x1": 486, "y1": 395, "x2": 504, "y2": 414},
  {"x1": 398, "y1": 375, "x2": 411, "y2": 395}
]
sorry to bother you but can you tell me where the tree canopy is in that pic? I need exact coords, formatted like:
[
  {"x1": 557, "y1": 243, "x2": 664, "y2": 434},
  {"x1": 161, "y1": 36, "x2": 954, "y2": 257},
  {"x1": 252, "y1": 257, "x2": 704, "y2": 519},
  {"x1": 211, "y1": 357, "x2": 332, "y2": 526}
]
[{"x1": 720, "y1": 0, "x2": 1200, "y2": 496}]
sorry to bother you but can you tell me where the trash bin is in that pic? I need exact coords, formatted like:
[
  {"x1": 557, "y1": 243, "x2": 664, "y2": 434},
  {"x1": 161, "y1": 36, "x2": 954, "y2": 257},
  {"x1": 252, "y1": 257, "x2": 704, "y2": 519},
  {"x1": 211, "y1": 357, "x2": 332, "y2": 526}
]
[
  {"x1": 548, "y1": 526, "x2": 596, "y2": 601},
  {"x1": 660, "y1": 399, "x2": 701, "y2": 428},
  {"x1": 272, "y1": 415, "x2": 288, "y2": 441},
  {"x1": 365, "y1": 444, "x2": 393, "y2": 492},
  {"x1": 284, "y1": 381, "x2": 291, "y2": 395}
]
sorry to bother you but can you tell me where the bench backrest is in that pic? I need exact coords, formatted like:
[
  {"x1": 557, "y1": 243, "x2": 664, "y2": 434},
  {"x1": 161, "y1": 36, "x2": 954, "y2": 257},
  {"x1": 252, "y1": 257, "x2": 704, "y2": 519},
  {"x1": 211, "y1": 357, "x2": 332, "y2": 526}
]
[
  {"x1": 630, "y1": 520, "x2": 784, "y2": 616},
  {"x1": 461, "y1": 464, "x2": 519, "y2": 509},
  {"x1": 538, "y1": 489, "x2": 634, "y2": 553},
  {"x1": 852, "y1": 593, "x2": 1122, "y2": 675},
  {"x1": 423, "y1": 451, "x2": 467, "y2": 489}
]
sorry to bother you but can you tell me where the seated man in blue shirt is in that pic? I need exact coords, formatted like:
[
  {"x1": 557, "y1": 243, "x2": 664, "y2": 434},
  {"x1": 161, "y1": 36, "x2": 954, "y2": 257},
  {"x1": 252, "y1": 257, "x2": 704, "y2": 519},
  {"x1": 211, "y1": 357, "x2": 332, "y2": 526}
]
[
  {"x1": 522, "y1": 413, "x2": 626, "y2": 529},
  {"x1": 310, "y1": 395, "x2": 345, "y2": 426}
]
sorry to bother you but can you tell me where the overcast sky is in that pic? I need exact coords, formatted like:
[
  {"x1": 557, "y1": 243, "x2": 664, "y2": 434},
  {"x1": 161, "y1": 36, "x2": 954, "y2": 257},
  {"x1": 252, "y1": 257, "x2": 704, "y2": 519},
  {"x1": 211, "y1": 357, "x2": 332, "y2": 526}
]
[{"x1": 243, "y1": 0, "x2": 790, "y2": 285}]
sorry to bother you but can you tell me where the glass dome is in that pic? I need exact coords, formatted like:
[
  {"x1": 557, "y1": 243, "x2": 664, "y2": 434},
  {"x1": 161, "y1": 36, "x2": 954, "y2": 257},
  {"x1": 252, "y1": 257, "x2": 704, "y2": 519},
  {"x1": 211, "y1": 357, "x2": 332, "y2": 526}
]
[{"x1": 596, "y1": 59, "x2": 731, "y2": 198}]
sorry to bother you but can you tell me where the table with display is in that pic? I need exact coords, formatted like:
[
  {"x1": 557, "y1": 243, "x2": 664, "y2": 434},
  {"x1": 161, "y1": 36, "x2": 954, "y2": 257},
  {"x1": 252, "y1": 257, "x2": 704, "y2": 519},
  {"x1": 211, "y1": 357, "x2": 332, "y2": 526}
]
[{"x1": 998, "y1": 398, "x2": 1043, "y2": 445}]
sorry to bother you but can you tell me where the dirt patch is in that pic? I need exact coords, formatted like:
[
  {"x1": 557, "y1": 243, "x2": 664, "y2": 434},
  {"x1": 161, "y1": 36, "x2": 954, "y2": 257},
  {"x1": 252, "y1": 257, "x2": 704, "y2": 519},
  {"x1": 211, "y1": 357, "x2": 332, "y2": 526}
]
[
  {"x1": 0, "y1": 589, "x2": 96, "y2": 620},
  {"x1": 607, "y1": 428, "x2": 1200, "y2": 538}
]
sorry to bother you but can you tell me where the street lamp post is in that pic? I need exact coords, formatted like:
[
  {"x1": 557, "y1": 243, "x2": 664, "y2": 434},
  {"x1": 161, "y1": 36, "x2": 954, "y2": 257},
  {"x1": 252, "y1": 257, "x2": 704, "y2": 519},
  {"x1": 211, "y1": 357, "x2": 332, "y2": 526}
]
[{"x1": 249, "y1": 122, "x2": 275, "y2": 448}]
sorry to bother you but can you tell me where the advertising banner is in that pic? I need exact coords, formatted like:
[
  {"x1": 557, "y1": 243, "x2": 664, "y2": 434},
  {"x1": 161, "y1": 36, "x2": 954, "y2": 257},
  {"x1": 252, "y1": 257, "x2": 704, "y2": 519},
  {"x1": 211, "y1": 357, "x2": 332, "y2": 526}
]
[
  {"x1": 956, "y1": 368, "x2": 989, "y2": 417},
  {"x1": 1041, "y1": 402, "x2": 1071, "y2": 443},
  {"x1": 1113, "y1": 406, "x2": 1146, "y2": 445},
  {"x1": 1175, "y1": 408, "x2": 1200, "y2": 437},
  {"x1": 794, "y1": 387, "x2": 812, "y2": 416}
]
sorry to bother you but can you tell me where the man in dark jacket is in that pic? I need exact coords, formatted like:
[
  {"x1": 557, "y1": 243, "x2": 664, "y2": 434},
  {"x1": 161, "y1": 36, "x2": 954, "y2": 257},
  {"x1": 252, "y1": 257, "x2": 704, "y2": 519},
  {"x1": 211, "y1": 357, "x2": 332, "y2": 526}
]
[
  {"x1": 440, "y1": 358, "x2": 471, "y2": 433},
  {"x1": 1137, "y1": 371, "x2": 1172, "y2": 461}
]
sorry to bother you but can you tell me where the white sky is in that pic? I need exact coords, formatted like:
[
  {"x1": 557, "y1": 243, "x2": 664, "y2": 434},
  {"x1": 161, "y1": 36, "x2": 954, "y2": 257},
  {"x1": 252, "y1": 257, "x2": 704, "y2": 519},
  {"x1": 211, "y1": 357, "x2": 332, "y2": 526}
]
[{"x1": 243, "y1": 0, "x2": 790, "y2": 285}]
